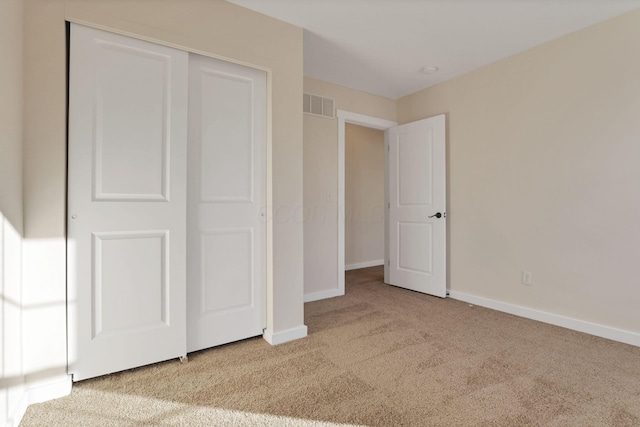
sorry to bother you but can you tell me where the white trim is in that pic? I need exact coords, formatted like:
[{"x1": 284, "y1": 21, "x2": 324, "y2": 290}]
[
  {"x1": 337, "y1": 110, "x2": 397, "y2": 130},
  {"x1": 384, "y1": 131, "x2": 390, "y2": 285},
  {"x1": 8, "y1": 375, "x2": 72, "y2": 427},
  {"x1": 337, "y1": 114, "x2": 346, "y2": 300},
  {"x1": 7, "y1": 391, "x2": 28, "y2": 427},
  {"x1": 263, "y1": 324, "x2": 308, "y2": 345},
  {"x1": 304, "y1": 288, "x2": 343, "y2": 303},
  {"x1": 336, "y1": 110, "x2": 397, "y2": 303},
  {"x1": 345, "y1": 259, "x2": 384, "y2": 271},
  {"x1": 26, "y1": 374, "x2": 72, "y2": 405},
  {"x1": 449, "y1": 291, "x2": 640, "y2": 347},
  {"x1": 65, "y1": 16, "x2": 271, "y2": 75}
]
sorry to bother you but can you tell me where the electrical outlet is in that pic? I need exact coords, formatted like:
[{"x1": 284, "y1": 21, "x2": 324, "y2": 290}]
[{"x1": 522, "y1": 271, "x2": 532, "y2": 286}]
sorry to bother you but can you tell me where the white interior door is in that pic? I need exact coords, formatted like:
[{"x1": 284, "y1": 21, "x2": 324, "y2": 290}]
[
  {"x1": 187, "y1": 54, "x2": 266, "y2": 352},
  {"x1": 387, "y1": 115, "x2": 446, "y2": 297},
  {"x1": 68, "y1": 24, "x2": 188, "y2": 381}
]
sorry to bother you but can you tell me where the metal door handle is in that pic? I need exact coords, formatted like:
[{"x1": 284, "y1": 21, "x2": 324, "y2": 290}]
[{"x1": 429, "y1": 212, "x2": 443, "y2": 219}]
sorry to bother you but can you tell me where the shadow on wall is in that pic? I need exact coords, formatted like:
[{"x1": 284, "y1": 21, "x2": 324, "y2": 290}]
[{"x1": 0, "y1": 367, "x2": 67, "y2": 390}]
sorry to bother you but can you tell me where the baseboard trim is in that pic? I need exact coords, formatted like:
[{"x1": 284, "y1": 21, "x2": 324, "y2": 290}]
[
  {"x1": 449, "y1": 290, "x2": 640, "y2": 347},
  {"x1": 263, "y1": 325, "x2": 308, "y2": 345},
  {"x1": 304, "y1": 288, "x2": 343, "y2": 303},
  {"x1": 7, "y1": 374, "x2": 72, "y2": 427},
  {"x1": 27, "y1": 374, "x2": 72, "y2": 405},
  {"x1": 7, "y1": 388, "x2": 29, "y2": 427},
  {"x1": 345, "y1": 259, "x2": 384, "y2": 271}
]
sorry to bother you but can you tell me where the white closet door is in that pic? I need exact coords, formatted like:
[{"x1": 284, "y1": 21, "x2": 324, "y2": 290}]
[
  {"x1": 68, "y1": 24, "x2": 188, "y2": 381},
  {"x1": 187, "y1": 54, "x2": 266, "y2": 352}
]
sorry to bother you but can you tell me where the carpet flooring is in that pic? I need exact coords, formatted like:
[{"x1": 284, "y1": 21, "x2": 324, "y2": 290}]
[{"x1": 21, "y1": 266, "x2": 640, "y2": 426}]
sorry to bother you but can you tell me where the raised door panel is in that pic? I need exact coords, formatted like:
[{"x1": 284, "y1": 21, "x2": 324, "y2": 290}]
[
  {"x1": 398, "y1": 129, "x2": 433, "y2": 207},
  {"x1": 201, "y1": 229, "x2": 253, "y2": 313},
  {"x1": 397, "y1": 222, "x2": 433, "y2": 275},
  {"x1": 93, "y1": 40, "x2": 171, "y2": 201},
  {"x1": 200, "y1": 71, "x2": 254, "y2": 203},
  {"x1": 92, "y1": 231, "x2": 168, "y2": 338}
]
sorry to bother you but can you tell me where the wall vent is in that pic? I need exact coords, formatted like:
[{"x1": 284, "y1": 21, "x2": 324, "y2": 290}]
[{"x1": 303, "y1": 93, "x2": 335, "y2": 119}]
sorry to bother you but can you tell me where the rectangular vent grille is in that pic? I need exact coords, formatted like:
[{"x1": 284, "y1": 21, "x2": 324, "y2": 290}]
[{"x1": 303, "y1": 93, "x2": 335, "y2": 119}]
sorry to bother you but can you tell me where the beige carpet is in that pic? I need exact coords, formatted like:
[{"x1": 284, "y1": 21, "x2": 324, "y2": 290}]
[{"x1": 21, "y1": 266, "x2": 640, "y2": 426}]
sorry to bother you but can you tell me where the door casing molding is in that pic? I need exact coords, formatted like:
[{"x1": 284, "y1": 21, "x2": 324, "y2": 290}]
[{"x1": 304, "y1": 110, "x2": 396, "y2": 302}]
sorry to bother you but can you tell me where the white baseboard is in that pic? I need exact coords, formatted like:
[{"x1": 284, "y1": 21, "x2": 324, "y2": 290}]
[
  {"x1": 7, "y1": 374, "x2": 72, "y2": 427},
  {"x1": 449, "y1": 290, "x2": 640, "y2": 347},
  {"x1": 7, "y1": 388, "x2": 29, "y2": 427},
  {"x1": 263, "y1": 324, "x2": 308, "y2": 345},
  {"x1": 345, "y1": 259, "x2": 384, "y2": 271},
  {"x1": 304, "y1": 288, "x2": 343, "y2": 303},
  {"x1": 27, "y1": 374, "x2": 72, "y2": 405}
]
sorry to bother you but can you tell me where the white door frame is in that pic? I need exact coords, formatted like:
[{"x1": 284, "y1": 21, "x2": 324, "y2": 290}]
[{"x1": 336, "y1": 110, "x2": 397, "y2": 295}]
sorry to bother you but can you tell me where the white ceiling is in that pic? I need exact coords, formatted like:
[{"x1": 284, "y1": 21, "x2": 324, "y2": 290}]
[{"x1": 227, "y1": 0, "x2": 640, "y2": 99}]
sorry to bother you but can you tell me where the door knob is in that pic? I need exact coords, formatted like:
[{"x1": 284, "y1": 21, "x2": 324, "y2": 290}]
[{"x1": 429, "y1": 212, "x2": 442, "y2": 219}]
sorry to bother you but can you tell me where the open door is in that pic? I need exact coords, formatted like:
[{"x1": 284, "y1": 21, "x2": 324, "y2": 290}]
[{"x1": 386, "y1": 115, "x2": 446, "y2": 297}]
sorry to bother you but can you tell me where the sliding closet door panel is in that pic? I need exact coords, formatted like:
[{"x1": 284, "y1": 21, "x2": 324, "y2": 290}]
[
  {"x1": 68, "y1": 24, "x2": 188, "y2": 381},
  {"x1": 187, "y1": 54, "x2": 266, "y2": 352}
]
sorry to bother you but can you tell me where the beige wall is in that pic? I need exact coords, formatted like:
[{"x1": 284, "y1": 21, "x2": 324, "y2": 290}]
[
  {"x1": 303, "y1": 114, "x2": 339, "y2": 296},
  {"x1": 0, "y1": 0, "x2": 25, "y2": 424},
  {"x1": 303, "y1": 77, "x2": 396, "y2": 297},
  {"x1": 398, "y1": 10, "x2": 640, "y2": 333},
  {"x1": 0, "y1": 0, "x2": 23, "y2": 232},
  {"x1": 20, "y1": 0, "x2": 304, "y2": 389},
  {"x1": 22, "y1": 0, "x2": 68, "y2": 382},
  {"x1": 305, "y1": 77, "x2": 397, "y2": 120},
  {"x1": 345, "y1": 124, "x2": 385, "y2": 267}
]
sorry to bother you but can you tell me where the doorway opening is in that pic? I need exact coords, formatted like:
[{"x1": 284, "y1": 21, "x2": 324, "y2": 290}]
[
  {"x1": 336, "y1": 110, "x2": 397, "y2": 295},
  {"x1": 344, "y1": 123, "x2": 385, "y2": 271}
]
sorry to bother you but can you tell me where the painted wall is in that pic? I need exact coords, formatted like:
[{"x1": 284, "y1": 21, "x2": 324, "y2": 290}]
[
  {"x1": 22, "y1": 0, "x2": 68, "y2": 395},
  {"x1": 303, "y1": 77, "x2": 396, "y2": 298},
  {"x1": 398, "y1": 10, "x2": 640, "y2": 334},
  {"x1": 19, "y1": 0, "x2": 304, "y2": 405},
  {"x1": 345, "y1": 124, "x2": 385, "y2": 268},
  {"x1": 1, "y1": 1, "x2": 25, "y2": 424}
]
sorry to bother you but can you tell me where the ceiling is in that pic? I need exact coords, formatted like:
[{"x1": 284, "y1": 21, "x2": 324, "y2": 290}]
[{"x1": 227, "y1": 0, "x2": 640, "y2": 99}]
